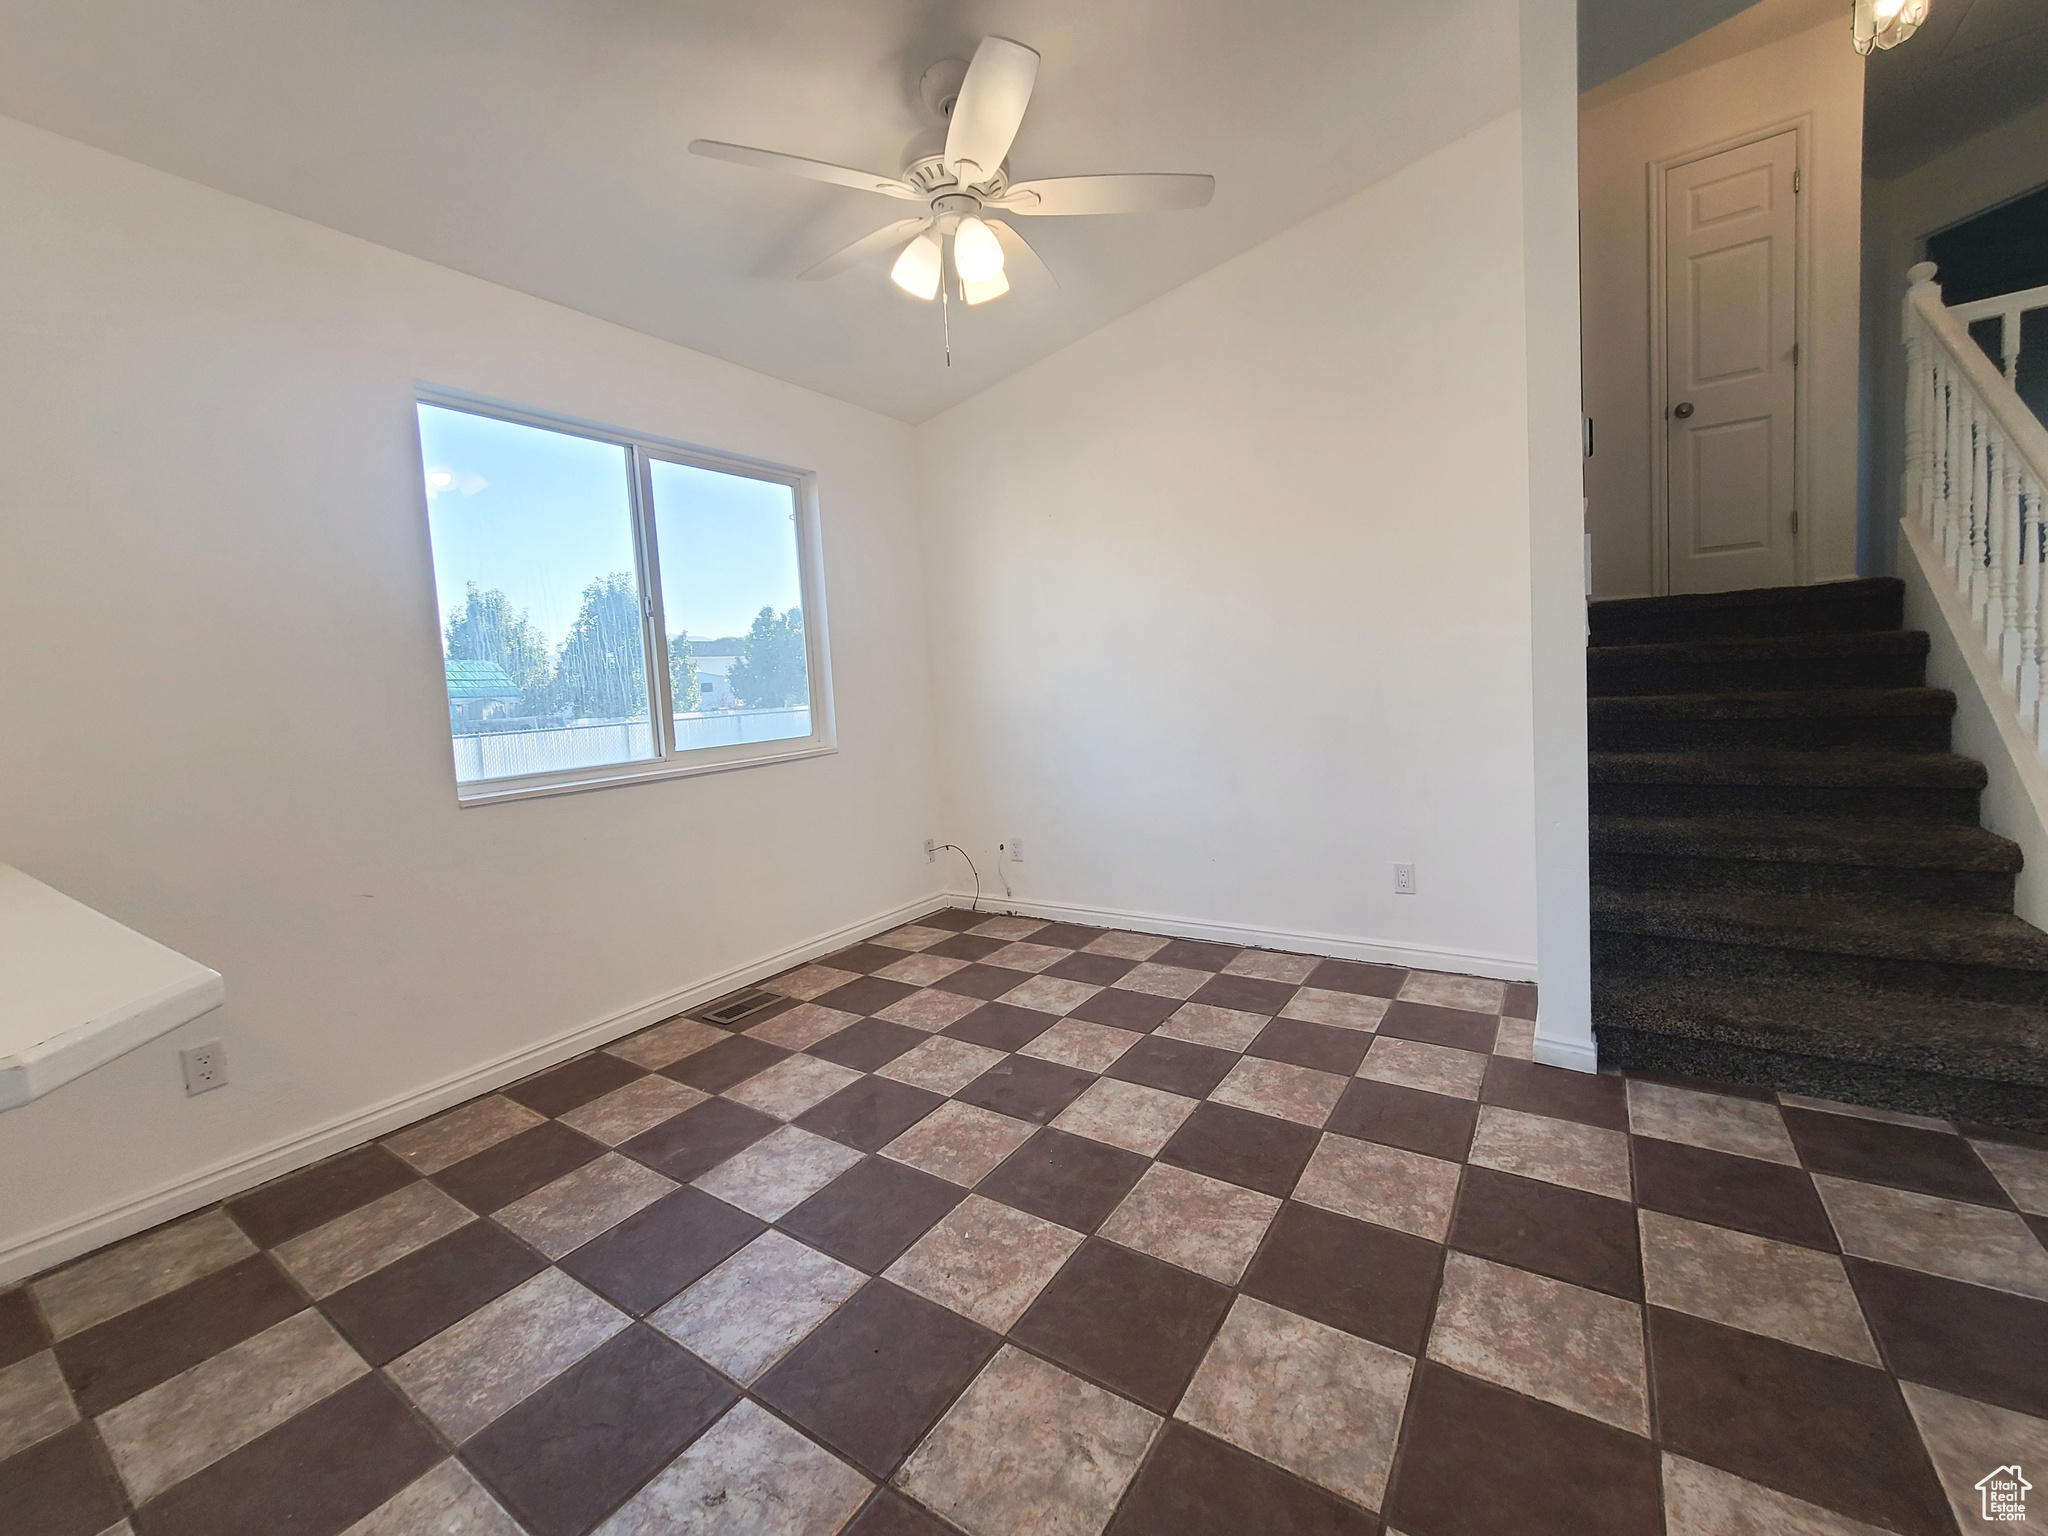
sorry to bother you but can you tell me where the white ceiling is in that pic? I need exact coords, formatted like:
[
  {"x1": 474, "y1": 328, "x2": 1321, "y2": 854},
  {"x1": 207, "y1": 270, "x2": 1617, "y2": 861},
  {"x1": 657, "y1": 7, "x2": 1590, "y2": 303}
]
[{"x1": 0, "y1": 1, "x2": 1519, "y2": 422}]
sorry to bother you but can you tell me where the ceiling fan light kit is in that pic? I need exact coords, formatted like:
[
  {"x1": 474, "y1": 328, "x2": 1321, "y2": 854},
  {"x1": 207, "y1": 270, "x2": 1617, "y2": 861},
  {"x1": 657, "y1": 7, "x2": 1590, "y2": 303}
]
[{"x1": 1853, "y1": 0, "x2": 1930, "y2": 54}]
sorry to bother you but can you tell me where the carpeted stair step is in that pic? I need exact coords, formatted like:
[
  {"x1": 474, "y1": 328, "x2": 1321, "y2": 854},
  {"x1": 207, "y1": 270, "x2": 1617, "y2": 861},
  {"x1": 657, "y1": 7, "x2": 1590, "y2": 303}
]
[
  {"x1": 1588, "y1": 749, "x2": 1985, "y2": 822},
  {"x1": 1591, "y1": 886, "x2": 2048, "y2": 1004},
  {"x1": 1588, "y1": 630, "x2": 1928, "y2": 696},
  {"x1": 1589, "y1": 577, "x2": 1905, "y2": 647},
  {"x1": 1588, "y1": 687, "x2": 1956, "y2": 752},
  {"x1": 1590, "y1": 815, "x2": 2021, "y2": 908}
]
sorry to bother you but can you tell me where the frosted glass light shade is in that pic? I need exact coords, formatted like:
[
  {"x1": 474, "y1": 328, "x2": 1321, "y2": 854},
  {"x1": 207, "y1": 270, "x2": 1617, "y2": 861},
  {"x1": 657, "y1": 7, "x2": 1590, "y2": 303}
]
[
  {"x1": 1853, "y1": 0, "x2": 1928, "y2": 54},
  {"x1": 952, "y1": 217, "x2": 1006, "y2": 283},
  {"x1": 891, "y1": 232, "x2": 942, "y2": 300}
]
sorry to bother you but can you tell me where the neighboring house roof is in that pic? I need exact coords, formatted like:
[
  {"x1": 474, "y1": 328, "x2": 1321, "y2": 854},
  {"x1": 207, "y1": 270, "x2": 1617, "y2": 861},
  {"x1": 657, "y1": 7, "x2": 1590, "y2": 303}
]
[
  {"x1": 444, "y1": 659, "x2": 520, "y2": 699},
  {"x1": 694, "y1": 656, "x2": 735, "y2": 678}
]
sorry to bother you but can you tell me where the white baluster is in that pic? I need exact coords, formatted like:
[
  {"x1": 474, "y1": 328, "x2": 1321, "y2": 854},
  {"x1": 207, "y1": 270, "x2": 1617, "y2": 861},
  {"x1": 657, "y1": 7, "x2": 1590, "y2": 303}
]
[
  {"x1": 1969, "y1": 393, "x2": 1989, "y2": 619},
  {"x1": 1985, "y1": 414, "x2": 2007, "y2": 647},
  {"x1": 1999, "y1": 425, "x2": 2024, "y2": 688},
  {"x1": 2020, "y1": 467, "x2": 2041, "y2": 725}
]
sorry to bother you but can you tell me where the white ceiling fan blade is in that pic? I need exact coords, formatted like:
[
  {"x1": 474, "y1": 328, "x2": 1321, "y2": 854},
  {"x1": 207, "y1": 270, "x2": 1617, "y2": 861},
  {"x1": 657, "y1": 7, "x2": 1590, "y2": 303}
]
[
  {"x1": 987, "y1": 217, "x2": 1057, "y2": 291},
  {"x1": 690, "y1": 140, "x2": 922, "y2": 200},
  {"x1": 992, "y1": 173, "x2": 1216, "y2": 216},
  {"x1": 800, "y1": 218, "x2": 934, "y2": 281},
  {"x1": 944, "y1": 37, "x2": 1039, "y2": 184}
]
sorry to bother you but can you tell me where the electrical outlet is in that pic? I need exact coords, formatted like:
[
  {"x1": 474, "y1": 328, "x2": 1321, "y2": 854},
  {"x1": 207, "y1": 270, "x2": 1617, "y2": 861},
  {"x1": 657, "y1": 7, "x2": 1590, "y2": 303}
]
[
  {"x1": 1008, "y1": 839, "x2": 1024, "y2": 863},
  {"x1": 924, "y1": 839, "x2": 938, "y2": 864},
  {"x1": 180, "y1": 1041, "x2": 228, "y2": 1096},
  {"x1": 1393, "y1": 863, "x2": 1418, "y2": 895}
]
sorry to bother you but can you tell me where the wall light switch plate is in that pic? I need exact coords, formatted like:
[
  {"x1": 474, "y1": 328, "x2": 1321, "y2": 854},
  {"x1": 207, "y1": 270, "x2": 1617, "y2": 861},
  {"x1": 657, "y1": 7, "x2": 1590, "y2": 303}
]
[
  {"x1": 1393, "y1": 863, "x2": 1418, "y2": 896},
  {"x1": 181, "y1": 1041, "x2": 228, "y2": 1096}
]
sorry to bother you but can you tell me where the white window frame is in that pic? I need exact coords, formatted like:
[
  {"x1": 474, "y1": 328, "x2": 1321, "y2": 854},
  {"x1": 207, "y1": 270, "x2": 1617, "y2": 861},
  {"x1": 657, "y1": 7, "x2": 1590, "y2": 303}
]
[{"x1": 416, "y1": 386, "x2": 837, "y2": 806}]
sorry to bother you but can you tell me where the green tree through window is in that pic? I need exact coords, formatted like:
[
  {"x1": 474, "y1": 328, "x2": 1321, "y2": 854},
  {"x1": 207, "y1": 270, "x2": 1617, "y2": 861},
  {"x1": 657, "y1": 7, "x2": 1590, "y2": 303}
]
[{"x1": 728, "y1": 606, "x2": 809, "y2": 709}]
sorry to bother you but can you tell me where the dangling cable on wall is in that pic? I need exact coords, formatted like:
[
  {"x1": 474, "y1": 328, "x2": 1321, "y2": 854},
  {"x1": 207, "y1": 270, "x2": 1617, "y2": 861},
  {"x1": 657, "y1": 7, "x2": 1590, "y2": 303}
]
[{"x1": 935, "y1": 844, "x2": 981, "y2": 911}]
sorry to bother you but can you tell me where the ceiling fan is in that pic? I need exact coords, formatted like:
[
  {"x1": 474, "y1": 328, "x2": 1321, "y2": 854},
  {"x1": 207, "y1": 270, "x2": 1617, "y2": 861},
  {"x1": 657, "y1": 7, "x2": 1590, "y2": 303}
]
[{"x1": 689, "y1": 36, "x2": 1215, "y2": 310}]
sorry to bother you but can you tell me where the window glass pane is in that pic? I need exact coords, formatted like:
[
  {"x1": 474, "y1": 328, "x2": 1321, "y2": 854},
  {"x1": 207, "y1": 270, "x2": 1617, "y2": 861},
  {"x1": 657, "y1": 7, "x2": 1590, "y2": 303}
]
[
  {"x1": 648, "y1": 459, "x2": 812, "y2": 752},
  {"x1": 418, "y1": 403, "x2": 656, "y2": 784}
]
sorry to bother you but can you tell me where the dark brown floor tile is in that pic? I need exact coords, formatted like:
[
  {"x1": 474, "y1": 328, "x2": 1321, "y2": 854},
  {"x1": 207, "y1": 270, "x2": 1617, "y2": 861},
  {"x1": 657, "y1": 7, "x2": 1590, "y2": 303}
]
[
  {"x1": 322, "y1": 1217, "x2": 545, "y2": 1363},
  {"x1": 1192, "y1": 973, "x2": 1297, "y2": 1016},
  {"x1": 1011, "y1": 1239, "x2": 1232, "y2": 1413},
  {"x1": 58, "y1": 1253, "x2": 304, "y2": 1415},
  {"x1": 1385, "y1": 1363, "x2": 1660, "y2": 1536},
  {"x1": 977, "y1": 1128, "x2": 1149, "y2": 1232},
  {"x1": 1325, "y1": 1078, "x2": 1477, "y2": 1162},
  {"x1": 1151, "y1": 939, "x2": 1241, "y2": 972},
  {"x1": 1959, "y1": 1120, "x2": 2048, "y2": 1151},
  {"x1": 1033, "y1": 923, "x2": 1108, "y2": 950},
  {"x1": 1631, "y1": 1135, "x2": 1837, "y2": 1250},
  {"x1": 1240, "y1": 1201, "x2": 1442, "y2": 1355},
  {"x1": 465, "y1": 1325, "x2": 734, "y2": 1536},
  {"x1": 943, "y1": 1002, "x2": 1059, "y2": 1053},
  {"x1": 1109, "y1": 1421, "x2": 1378, "y2": 1536},
  {"x1": 920, "y1": 908, "x2": 990, "y2": 933},
  {"x1": 845, "y1": 1489, "x2": 957, "y2": 1536},
  {"x1": 1046, "y1": 951, "x2": 1137, "y2": 986},
  {"x1": 1248, "y1": 1018, "x2": 1370, "y2": 1077},
  {"x1": 795, "y1": 1077, "x2": 946, "y2": 1152},
  {"x1": 1502, "y1": 982, "x2": 1538, "y2": 1020},
  {"x1": 661, "y1": 1034, "x2": 790, "y2": 1095},
  {"x1": 618, "y1": 1096, "x2": 778, "y2": 1183},
  {"x1": 816, "y1": 975, "x2": 918, "y2": 1017},
  {"x1": 820, "y1": 942, "x2": 906, "y2": 975},
  {"x1": 0, "y1": 1424, "x2": 126, "y2": 1536},
  {"x1": 2029, "y1": 1211, "x2": 2048, "y2": 1249},
  {"x1": 558, "y1": 1186, "x2": 765, "y2": 1315},
  {"x1": 927, "y1": 932, "x2": 1008, "y2": 962},
  {"x1": 779, "y1": 1158, "x2": 965, "y2": 1272},
  {"x1": 133, "y1": 1375, "x2": 441, "y2": 1536},
  {"x1": 1450, "y1": 1167, "x2": 1641, "y2": 1300},
  {"x1": 755, "y1": 1279, "x2": 1000, "y2": 1476},
  {"x1": 504, "y1": 1051, "x2": 646, "y2": 1118},
  {"x1": 227, "y1": 1144, "x2": 418, "y2": 1248},
  {"x1": 1106, "y1": 1035, "x2": 1237, "y2": 1098},
  {"x1": 1481, "y1": 1057, "x2": 1628, "y2": 1130},
  {"x1": 955, "y1": 1054, "x2": 1094, "y2": 1124},
  {"x1": 808, "y1": 1018, "x2": 926, "y2": 1072},
  {"x1": 432, "y1": 1119, "x2": 603, "y2": 1213},
  {"x1": 1849, "y1": 1258, "x2": 2048, "y2": 1418},
  {"x1": 1781, "y1": 1107, "x2": 2010, "y2": 1206},
  {"x1": 0, "y1": 1285, "x2": 49, "y2": 1370},
  {"x1": 1072, "y1": 987, "x2": 1183, "y2": 1032},
  {"x1": 1376, "y1": 1001, "x2": 1498, "y2": 1054},
  {"x1": 933, "y1": 963, "x2": 1035, "y2": 1000},
  {"x1": 1158, "y1": 1102, "x2": 1320, "y2": 1198},
  {"x1": 1304, "y1": 959, "x2": 1406, "y2": 998},
  {"x1": 1649, "y1": 1307, "x2": 1953, "y2": 1536}
]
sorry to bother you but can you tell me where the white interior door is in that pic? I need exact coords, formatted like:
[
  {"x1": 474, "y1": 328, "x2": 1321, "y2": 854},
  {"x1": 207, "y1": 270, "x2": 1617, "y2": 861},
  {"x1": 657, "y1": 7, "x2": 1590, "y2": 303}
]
[{"x1": 1664, "y1": 130, "x2": 1799, "y2": 595}]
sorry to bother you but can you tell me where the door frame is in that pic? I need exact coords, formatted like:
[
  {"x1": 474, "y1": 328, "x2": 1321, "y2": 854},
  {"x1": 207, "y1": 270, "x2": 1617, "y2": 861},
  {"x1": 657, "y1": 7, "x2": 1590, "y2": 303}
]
[{"x1": 1646, "y1": 116, "x2": 1812, "y2": 596}]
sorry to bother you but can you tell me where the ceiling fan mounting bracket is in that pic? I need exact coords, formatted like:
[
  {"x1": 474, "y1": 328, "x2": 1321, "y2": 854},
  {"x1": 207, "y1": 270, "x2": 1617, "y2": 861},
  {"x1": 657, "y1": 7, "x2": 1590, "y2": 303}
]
[{"x1": 918, "y1": 58, "x2": 970, "y2": 121}]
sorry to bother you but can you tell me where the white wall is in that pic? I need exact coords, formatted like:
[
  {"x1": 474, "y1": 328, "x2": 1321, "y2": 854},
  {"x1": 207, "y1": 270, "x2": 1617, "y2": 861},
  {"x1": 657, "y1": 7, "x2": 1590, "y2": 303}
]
[
  {"x1": 914, "y1": 112, "x2": 1540, "y2": 981},
  {"x1": 1580, "y1": 17, "x2": 1864, "y2": 597},
  {"x1": 0, "y1": 116, "x2": 942, "y2": 1278}
]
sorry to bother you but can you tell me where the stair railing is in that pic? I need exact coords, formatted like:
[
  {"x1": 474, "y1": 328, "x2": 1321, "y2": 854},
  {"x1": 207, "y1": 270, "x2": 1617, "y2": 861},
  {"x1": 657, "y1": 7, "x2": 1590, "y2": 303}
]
[{"x1": 1903, "y1": 261, "x2": 2048, "y2": 755}]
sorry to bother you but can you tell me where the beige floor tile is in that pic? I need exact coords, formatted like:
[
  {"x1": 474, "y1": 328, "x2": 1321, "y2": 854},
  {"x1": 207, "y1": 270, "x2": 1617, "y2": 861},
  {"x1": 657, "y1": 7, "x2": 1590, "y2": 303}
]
[
  {"x1": 1224, "y1": 950, "x2": 1319, "y2": 984},
  {"x1": 875, "y1": 953, "x2": 968, "y2": 986},
  {"x1": 605, "y1": 1017, "x2": 728, "y2": 1071},
  {"x1": 1020, "y1": 1018, "x2": 1140, "y2": 1073},
  {"x1": 744, "y1": 1004, "x2": 860, "y2": 1052},
  {"x1": 1099, "y1": 1164, "x2": 1280, "y2": 1284},
  {"x1": 494, "y1": 1153, "x2": 677, "y2": 1259},
  {"x1": 722, "y1": 1055, "x2": 862, "y2": 1120},
  {"x1": 1470, "y1": 1104, "x2": 1632, "y2": 1200},
  {"x1": 1493, "y1": 1017, "x2": 1537, "y2": 1060},
  {"x1": 1777, "y1": 1093, "x2": 1950, "y2": 1132},
  {"x1": 873, "y1": 923, "x2": 954, "y2": 952},
  {"x1": 876, "y1": 989, "x2": 987, "y2": 1032},
  {"x1": 1001, "y1": 975, "x2": 1103, "y2": 1017},
  {"x1": 875, "y1": 1036, "x2": 1008, "y2": 1096},
  {"x1": 596, "y1": 1400, "x2": 869, "y2": 1536},
  {"x1": 387, "y1": 1268, "x2": 625, "y2": 1442},
  {"x1": 1294, "y1": 1134, "x2": 1461, "y2": 1241},
  {"x1": 1398, "y1": 972, "x2": 1505, "y2": 1013},
  {"x1": 1357, "y1": 1036, "x2": 1488, "y2": 1100},
  {"x1": 1084, "y1": 932, "x2": 1170, "y2": 961},
  {"x1": 340, "y1": 1459, "x2": 525, "y2": 1536},
  {"x1": 972, "y1": 916, "x2": 1047, "y2": 940},
  {"x1": 692, "y1": 1126, "x2": 863, "y2": 1221},
  {"x1": 1427, "y1": 1251, "x2": 1648, "y2": 1434},
  {"x1": 0, "y1": 1352, "x2": 78, "y2": 1462},
  {"x1": 1278, "y1": 988, "x2": 1390, "y2": 1032},
  {"x1": 1971, "y1": 1138, "x2": 2048, "y2": 1217},
  {"x1": 99, "y1": 1309, "x2": 366, "y2": 1502},
  {"x1": 898, "y1": 1346, "x2": 1158, "y2": 1536},
  {"x1": 1639, "y1": 1210, "x2": 1879, "y2": 1365},
  {"x1": 1210, "y1": 1057, "x2": 1346, "y2": 1127},
  {"x1": 1053, "y1": 1078, "x2": 1199, "y2": 1155},
  {"x1": 1900, "y1": 1380, "x2": 2048, "y2": 1534},
  {"x1": 1627, "y1": 1080, "x2": 1800, "y2": 1166},
  {"x1": 384, "y1": 1096, "x2": 546, "y2": 1174},
  {"x1": 33, "y1": 1209, "x2": 255, "y2": 1340},
  {"x1": 1157, "y1": 1003, "x2": 1266, "y2": 1052},
  {"x1": 1814, "y1": 1175, "x2": 2048, "y2": 1300},
  {"x1": 1178, "y1": 1295, "x2": 1413, "y2": 1510},
  {"x1": 653, "y1": 1231, "x2": 864, "y2": 1383},
  {"x1": 274, "y1": 1181, "x2": 473, "y2": 1297},
  {"x1": 1119, "y1": 963, "x2": 1213, "y2": 1001},
  {"x1": 765, "y1": 964, "x2": 860, "y2": 1001},
  {"x1": 983, "y1": 941, "x2": 1069, "y2": 974},
  {"x1": 558, "y1": 1074, "x2": 707, "y2": 1145},
  {"x1": 1662, "y1": 1453, "x2": 1897, "y2": 1536},
  {"x1": 882, "y1": 1100, "x2": 1037, "y2": 1186},
  {"x1": 885, "y1": 1196, "x2": 1084, "y2": 1332}
]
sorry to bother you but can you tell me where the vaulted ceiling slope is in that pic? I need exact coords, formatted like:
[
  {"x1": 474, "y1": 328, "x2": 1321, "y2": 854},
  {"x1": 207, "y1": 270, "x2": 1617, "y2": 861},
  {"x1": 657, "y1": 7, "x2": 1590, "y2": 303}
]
[{"x1": 0, "y1": 0, "x2": 1519, "y2": 422}]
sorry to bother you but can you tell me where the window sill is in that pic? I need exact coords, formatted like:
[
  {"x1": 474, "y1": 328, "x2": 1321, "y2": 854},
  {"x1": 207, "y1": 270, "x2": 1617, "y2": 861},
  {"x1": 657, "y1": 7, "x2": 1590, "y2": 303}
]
[{"x1": 455, "y1": 741, "x2": 837, "y2": 807}]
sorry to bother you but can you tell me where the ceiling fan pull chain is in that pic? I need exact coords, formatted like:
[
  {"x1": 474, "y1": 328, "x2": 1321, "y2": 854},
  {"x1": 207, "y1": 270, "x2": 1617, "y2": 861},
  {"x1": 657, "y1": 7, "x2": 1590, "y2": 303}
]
[{"x1": 942, "y1": 271, "x2": 952, "y2": 367}]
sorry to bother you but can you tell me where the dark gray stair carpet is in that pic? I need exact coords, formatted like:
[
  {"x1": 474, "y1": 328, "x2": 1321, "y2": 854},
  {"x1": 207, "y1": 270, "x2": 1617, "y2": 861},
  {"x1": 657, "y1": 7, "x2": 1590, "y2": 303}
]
[
  {"x1": 1589, "y1": 576, "x2": 1904, "y2": 645},
  {"x1": 1589, "y1": 687, "x2": 1955, "y2": 752}
]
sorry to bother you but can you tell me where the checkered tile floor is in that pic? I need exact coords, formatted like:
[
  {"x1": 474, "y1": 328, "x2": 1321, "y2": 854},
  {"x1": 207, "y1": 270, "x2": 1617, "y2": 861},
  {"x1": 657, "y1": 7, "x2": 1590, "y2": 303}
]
[{"x1": 6, "y1": 909, "x2": 2048, "y2": 1536}]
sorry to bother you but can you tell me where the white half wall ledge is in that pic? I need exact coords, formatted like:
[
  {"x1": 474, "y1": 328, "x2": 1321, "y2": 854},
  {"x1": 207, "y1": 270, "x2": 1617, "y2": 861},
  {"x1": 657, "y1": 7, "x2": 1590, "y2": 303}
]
[
  {"x1": 0, "y1": 888, "x2": 951, "y2": 1286},
  {"x1": 1534, "y1": 1029, "x2": 1600, "y2": 1073},
  {"x1": 0, "y1": 865, "x2": 223, "y2": 1112}
]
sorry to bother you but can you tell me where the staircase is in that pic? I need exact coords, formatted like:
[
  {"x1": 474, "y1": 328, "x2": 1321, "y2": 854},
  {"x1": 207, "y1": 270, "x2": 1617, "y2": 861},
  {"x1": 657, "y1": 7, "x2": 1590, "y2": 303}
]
[{"x1": 1587, "y1": 577, "x2": 2048, "y2": 1130}]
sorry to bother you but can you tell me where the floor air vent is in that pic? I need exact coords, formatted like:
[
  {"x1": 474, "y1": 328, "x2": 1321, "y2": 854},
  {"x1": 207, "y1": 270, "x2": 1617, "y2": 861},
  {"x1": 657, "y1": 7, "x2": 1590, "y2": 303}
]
[{"x1": 701, "y1": 989, "x2": 781, "y2": 1027}]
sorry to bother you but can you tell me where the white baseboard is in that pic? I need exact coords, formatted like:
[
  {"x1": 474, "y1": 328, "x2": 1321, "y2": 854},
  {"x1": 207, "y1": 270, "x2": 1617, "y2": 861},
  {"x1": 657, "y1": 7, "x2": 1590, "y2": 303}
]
[
  {"x1": 1533, "y1": 1030, "x2": 1599, "y2": 1074},
  {"x1": 945, "y1": 889, "x2": 1537, "y2": 982},
  {"x1": 0, "y1": 891, "x2": 951, "y2": 1286}
]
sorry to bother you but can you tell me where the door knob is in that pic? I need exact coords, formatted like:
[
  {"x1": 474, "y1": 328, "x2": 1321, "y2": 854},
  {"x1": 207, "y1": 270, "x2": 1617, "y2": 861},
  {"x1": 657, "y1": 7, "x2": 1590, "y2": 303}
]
[{"x1": 1673, "y1": 401, "x2": 1695, "y2": 419}]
